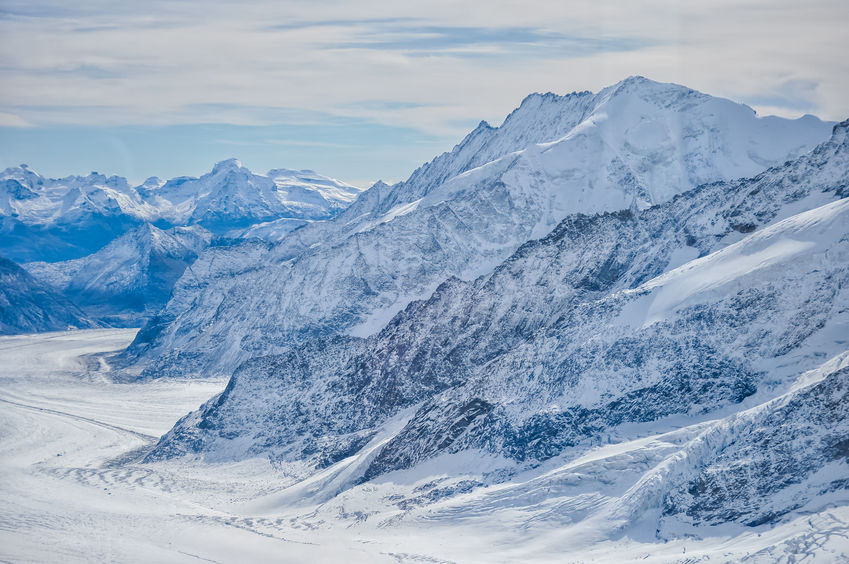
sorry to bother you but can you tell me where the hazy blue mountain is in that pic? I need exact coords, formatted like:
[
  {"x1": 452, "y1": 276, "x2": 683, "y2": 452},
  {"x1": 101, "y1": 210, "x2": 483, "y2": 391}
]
[
  {"x1": 0, "y1": 161, "x2": 361, "y2": 263},
  {"x1": 0, "y1": 256, "x2": 96, "y2": 334},
  {"x1": 25, "y1": 224, "x2": 214, "y2": 327}
]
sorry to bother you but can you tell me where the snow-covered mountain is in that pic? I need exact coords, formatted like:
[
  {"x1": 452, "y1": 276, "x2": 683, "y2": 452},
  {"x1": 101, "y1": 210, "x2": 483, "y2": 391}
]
[
  {"x1": 124, "y1": 76, "x2": 834, "y2": 378},
  {"x1": 0, "y1": 256, "x2": 96, "y2": 334},
  {"x1": 147, "y1": 119, "x2": 849, "y2": 460},
  {"x1": 0, "y1": 161, "x2": 361, "y2": 263},
  {"x1": 25, "y1": 224, "x2": 214, "y2": 326},
  {"x1": 147, "y1": 120, "x2": 849, "y2": 534},
  {"x1": 3, "y1": 76, "x2": 848, "y2": 559},
  {"x1": 0, "y1": 167, "x2": 153, "y2": 262},
  {"x1": 139, "y1": 159, "x2": 361, "y2": 236}
]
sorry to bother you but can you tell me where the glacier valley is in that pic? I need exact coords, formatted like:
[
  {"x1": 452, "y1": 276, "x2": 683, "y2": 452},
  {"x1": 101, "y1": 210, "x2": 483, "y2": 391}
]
[
  {"x1": 1, "y1": 329, "x2": 846, "y2": 562},
  {"x1": 1, "y1": 77, "x2": 848, "y2": 562}
]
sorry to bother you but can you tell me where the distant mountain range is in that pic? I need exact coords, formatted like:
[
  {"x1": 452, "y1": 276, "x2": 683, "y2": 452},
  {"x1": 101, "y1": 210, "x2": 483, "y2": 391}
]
[
  {"x1": 0, "y1": 160, "x2": 361, "y2": 263},
  {"x1": 0, "y1": 161, "x2": 362, "y2": 328}
]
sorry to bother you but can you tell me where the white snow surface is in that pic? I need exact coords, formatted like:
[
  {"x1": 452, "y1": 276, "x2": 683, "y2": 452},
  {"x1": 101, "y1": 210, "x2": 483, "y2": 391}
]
[
  {"x1": 1, "y1": 329, "x2": 846, "y2": 562},
  {"x1": 640, "y1": 196, "x2": 849, "y2": 325}
]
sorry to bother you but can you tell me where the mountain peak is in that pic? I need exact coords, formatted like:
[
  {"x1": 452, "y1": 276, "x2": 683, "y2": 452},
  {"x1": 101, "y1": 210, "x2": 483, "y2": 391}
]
[
  {"x1": 137, "y1": 222, "x2": 162, "y2": 235},
  {"x1": 3, "y1": 164, "x2": 39, "y2": 178},
  {"x1": 619, "y1": 74, "x2": 652, "y2": 86},
  {"x1": 473, "y1": 120, "x2": 492, "y2": 131},
  {"x1": 211, "y1": 158, "x2": 245, "y2": 174},
  {"x1": 599, "y1": 75, "x2": 700, "y2": 104}
]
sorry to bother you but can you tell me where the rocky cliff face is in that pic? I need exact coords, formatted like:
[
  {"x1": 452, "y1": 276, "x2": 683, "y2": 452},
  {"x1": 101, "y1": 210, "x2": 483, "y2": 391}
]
[{"x1": 146, "y1": 119, "x2": 849, "y2": 518}]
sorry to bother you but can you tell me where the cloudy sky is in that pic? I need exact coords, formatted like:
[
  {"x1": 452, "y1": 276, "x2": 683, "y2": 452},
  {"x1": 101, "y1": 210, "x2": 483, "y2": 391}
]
[{"x1": 1, "y1": 0, "x2": 847, "y2": 186}]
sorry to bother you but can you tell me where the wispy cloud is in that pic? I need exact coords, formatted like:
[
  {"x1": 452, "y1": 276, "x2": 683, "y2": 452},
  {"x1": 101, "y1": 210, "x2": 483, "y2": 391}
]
[
  {"x1": 745, "y1": 79, "x2": 820, "y2": 113},
  {"x1": 264, "y1": 17, "x2": 417, "y2": 32},
  {"x1": 0, "y1": 0, "x2": 847, "y2": 184},
  {"x1": 323, "y1": 24, "x2": 652, "y2": 59},
  {"x1": 0, "y1": 112, "x2": 32, "y2": 127}
]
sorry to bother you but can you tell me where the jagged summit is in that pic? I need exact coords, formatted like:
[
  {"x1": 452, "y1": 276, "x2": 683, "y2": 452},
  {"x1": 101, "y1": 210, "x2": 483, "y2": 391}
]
[{"x1": 210, "y1": 158, "x2": 244, "y2": 174}]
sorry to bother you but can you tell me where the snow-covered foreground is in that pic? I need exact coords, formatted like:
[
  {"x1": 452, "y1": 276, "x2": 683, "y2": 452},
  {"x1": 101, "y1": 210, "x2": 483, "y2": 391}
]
[{"x1": 1, "y1": 329, "x2": 847, "y2": 562}]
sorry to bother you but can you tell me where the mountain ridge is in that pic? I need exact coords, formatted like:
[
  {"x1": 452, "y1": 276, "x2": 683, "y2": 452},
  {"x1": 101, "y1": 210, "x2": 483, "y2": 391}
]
[
  {"x1": 0, "y1": 256, "x2": 97, "y2": 334},
  {"x1": 0, "y1": 160, "x2": 361, "y2": 263},
  {"x1": 147, "y1": 117, "x2": 849, "y2": 466},
  {"x1": 122, "y1": 76, "x2": 836, "y2": 379},
  {"x1": 143, "y1": 120, "x2": 849, "y2": 539}
]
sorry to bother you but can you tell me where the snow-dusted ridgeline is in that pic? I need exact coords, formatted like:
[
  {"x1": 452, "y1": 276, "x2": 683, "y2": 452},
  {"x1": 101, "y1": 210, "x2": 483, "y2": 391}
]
[
  {"x1": 0, "y1": 160, "x2": 361, "y2": 263},
  {"x1": 149, "y1": 118, "x2": 849, "y2": 467},
  {"x1": 124, "y1": 76, "x2": 834, "y2": 378}
]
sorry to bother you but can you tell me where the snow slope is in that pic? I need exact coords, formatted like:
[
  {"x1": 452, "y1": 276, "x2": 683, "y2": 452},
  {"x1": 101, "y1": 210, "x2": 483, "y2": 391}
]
[
  {"x1": 124, "y1": 76, "x2": 834, "y2": 378},
  {"x1": 149, "y1": 120, "x2": 849, "y2": 479}
]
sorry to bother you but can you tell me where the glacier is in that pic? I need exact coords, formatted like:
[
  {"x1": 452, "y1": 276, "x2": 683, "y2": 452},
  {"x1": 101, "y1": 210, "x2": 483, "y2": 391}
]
[{"x1": 1, "y1": 76, "x2": 848, "y2": 563}]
